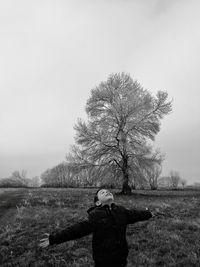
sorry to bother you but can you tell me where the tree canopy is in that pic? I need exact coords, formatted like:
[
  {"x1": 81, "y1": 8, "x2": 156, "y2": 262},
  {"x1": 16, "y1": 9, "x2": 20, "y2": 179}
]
[{"x1": 67, "y1": 73, "x2": 172, "y2": 193}]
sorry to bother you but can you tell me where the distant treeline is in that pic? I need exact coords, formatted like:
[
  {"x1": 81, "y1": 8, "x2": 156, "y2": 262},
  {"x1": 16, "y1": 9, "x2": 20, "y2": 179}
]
[
  {"x1": 0, "y1": 165, "x2": 188, "y2": 190},
  {"x1": 0, "y1": 170, "x2": 39, "y2": 188},
  {"x1": 39, "y1": 162, "x2": 187, "y2": 190}
]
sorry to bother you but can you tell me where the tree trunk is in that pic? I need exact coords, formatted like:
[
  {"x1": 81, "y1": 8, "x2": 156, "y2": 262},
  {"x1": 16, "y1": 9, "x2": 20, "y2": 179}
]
[
  {"x1": 150, "y1": 185, "x2": 157, "y2": 190},
  {"x1": 131, "y1": 184, "x2": 136, "y2": 190},
  {"x1": 121, "y1": 172, "x2": 132, "y2": 195},
  {"x1": 120, "y1": 155, "x2": 132, "y2": 194}
]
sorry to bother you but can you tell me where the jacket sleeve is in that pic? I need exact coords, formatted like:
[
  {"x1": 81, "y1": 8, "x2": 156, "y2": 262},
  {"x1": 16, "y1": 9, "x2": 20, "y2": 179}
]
[
  {"x1": 125, "y1": 208, "x2": 152, "y2": 224},
  {"x1": 49, "y1": 218, "x2": 93, "y2": 245}
]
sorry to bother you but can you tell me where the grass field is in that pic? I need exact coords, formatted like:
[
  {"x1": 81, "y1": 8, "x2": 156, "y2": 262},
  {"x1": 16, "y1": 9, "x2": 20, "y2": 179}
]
[{"x1": 0, "y1": 188, "x2": 200, "y2": 266}]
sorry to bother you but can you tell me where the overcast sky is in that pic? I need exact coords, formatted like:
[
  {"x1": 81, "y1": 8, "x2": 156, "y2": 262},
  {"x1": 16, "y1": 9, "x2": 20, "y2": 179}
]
[{"x1": 0, "y1": 0, "x2": 200, "y2": 184}]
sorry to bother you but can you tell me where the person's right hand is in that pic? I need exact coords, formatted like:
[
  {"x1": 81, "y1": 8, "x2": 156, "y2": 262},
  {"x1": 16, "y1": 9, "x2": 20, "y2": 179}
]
[
  {"x1": 152, "y1": 208, "x2": 165, "y2": 217},
  {"x1": 39, "y1": 233, "x2": 50, "y2": 248}
]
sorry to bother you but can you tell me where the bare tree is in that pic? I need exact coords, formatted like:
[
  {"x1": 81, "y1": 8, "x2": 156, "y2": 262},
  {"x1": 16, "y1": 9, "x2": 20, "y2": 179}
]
[
  {"x1": 67, "y1": 73, "x2": 172, "y2": 194},
  {"x1": 0, "y1": 170, "x2": 29, "y2": 187},
  {"x1": 10, "y1": 170, "x2": 28, "y2": 187},
  {"x1": 142, "y1": 162, "x2": 162, "y2": 190},
  {"x1": 29, "y1": 176, "x2": 40, "y2": 187},
  {"x1": 180, "y1": 178, "x2": 187, "y2": 189},
  {"x1": 158, "y1": 176, "x2": 171, "y2": 188},
  {"x1": 169, "y1": 170, "x2": 181, "y2": 189},
  {"x1": 40, "y1": 162, "x2": 85, "y2": 188}
]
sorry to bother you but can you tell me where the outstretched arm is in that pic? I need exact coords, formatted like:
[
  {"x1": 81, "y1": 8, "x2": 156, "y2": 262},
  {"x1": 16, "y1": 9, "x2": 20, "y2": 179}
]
[
  {"x1": 125, "y1": 207, "x2": 152, "y2": 224},
  {"x1": 39, "y1": 218, "x2": 93, "y2": 247},
  {"x1": 49, "y1": 219, "x2": 94, "y2": 245}
]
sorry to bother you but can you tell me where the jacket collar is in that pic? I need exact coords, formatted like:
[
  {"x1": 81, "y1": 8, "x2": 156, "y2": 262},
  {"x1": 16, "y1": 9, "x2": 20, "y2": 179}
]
[
  {"x1": 87, "y1": 203, "x2": 117, "y2": 214},
  {"x1": 102, "y1": 203, "x2": 116, "y2": 210}
]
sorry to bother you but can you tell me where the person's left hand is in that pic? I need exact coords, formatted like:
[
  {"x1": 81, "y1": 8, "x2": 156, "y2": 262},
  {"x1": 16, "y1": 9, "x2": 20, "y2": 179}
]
[
  {"x1": 151, "y1": 208, "x2": 165, "y2": 217},
  {"x1": 39, "y1": 233, "x2": 50, "y2": 248}
]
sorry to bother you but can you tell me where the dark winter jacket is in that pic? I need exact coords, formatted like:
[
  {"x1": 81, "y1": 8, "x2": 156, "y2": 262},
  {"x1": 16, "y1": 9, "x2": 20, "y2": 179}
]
[{"x1": 49, "y1": 203, "x2": 152, "y2": 266}]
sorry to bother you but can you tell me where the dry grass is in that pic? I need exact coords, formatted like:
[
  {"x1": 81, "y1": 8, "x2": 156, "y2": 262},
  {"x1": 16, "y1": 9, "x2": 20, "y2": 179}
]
[{"x1": 0, "y1": 188, "x2": 200, "y2": 266}]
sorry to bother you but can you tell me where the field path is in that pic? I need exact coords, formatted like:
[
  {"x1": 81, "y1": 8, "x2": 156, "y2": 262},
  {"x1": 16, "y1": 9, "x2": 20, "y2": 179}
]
[{"x1": 0, "y1": 188, "x2": 28, "y2": 227}]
